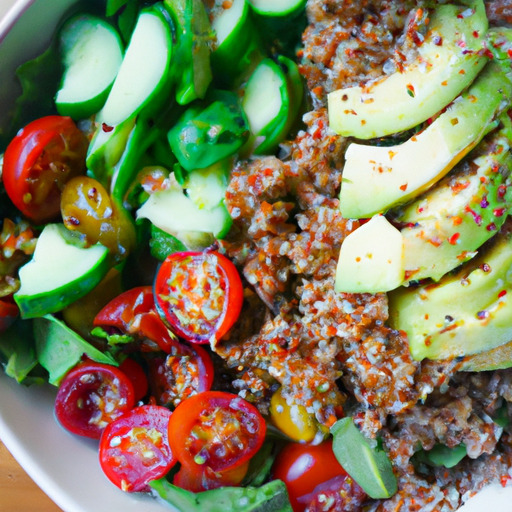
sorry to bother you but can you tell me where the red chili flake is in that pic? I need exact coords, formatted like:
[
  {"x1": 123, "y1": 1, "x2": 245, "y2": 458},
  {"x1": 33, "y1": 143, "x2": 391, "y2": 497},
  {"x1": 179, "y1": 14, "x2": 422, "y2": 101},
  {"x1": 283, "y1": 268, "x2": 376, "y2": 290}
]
[
  {"x1": 508, "y1": 49, "x2": 512, "y2": 59},
  {"x1": 425, "y1": 336, "x2": 432, "y2": 347},
  {"x1": 344, "y1": 109, "x2": 358, "y2": 115},
  {"x1": 361, "y1": 120, "x2": 367, "y2": 125},
  {"x1": 388, "y1": 150, "x2": 397, "y2": 160},
  {"x1": 441, "y1": 80, "x2": 448, "y2": 86},
  {"x1": 487, "y1": 222, "x2": 497, "y2": 231},
  {"x1": 480, "y1": 196, "x2": 489, "y2": 208},
  {"x1": 448, "y1": 233, "x2": 460, "y2": 245},
  {"x1": 406, "y1": 84, "x2": 415, "y2": 97},
  {"x1": 465, "y1": 206, "x2": 482, "y2": 226},
  {"x1": 428, "y1": 236, "x2": 442, "y2": 247},
  {"x1": 498, "y1": 290, "x2": 507, "y2": 299},
  {"x1": 458, "y1": 69, "x2": 466, "y2": 75},
  {"x1": 433, "y1": 35, "x2": 443, "y2": 46},
  {"x1": 473, "y1": 30, "x2": 479, "y2": 38},
  {"x1": 400, "y1": 183, "x2": 408, "y2": 191},
  {"x1": 494, "y1": 207, "x2": 506, "y2": 217},
  {"x1": 501, "y1": 475, "x2": 511, "y2": 487},
  {"x1": 498, "y1": 185, "x2": 507, "y2": 198},
  {"x1": 452, "y1": 216, "x2": 463, "y2": 226},
  {"x1": 102, "y1": 123, "x2": 114, "y2": 132},
  {"x1": 477, "y1": 310, "x2": 489, "y2": 320},
  {"x1": 456, "y1": 40, "x2": 467, "y2": 49},
  {"x1": 480, "y1": 176, "x2": 488, "y2": 183}
]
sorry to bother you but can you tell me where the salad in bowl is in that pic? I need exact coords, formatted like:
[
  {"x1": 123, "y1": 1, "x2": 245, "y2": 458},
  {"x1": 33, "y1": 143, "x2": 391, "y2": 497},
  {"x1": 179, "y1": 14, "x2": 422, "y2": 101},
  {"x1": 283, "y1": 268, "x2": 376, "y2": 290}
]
[{"x1": 2, "y1": 0, "x2": 512, "y2": 511}]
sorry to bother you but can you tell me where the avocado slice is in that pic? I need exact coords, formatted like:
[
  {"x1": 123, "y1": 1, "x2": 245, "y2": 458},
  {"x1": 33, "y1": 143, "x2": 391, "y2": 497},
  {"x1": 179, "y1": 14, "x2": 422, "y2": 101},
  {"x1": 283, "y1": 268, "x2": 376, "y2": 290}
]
[
  {"x1": 395, "y1": 116, "x2": 512, "y2": 283},
  {"x1": 328, "y1": 0, "x2": 488, "y2": 139},
  {"x1": 335, "y1": 215, "x2": 405, "y2": 293},
  {"x1": 339, "y1": 63, "x2": 512, "y2": 219},
  {"x1": 389, "y1": 227, "x2": 512, "y2": 361}
]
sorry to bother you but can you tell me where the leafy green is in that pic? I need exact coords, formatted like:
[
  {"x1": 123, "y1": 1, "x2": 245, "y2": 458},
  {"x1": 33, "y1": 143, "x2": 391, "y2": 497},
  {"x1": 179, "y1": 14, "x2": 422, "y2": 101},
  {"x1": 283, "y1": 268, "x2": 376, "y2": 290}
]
[
  {"x1": 150, "y1": 478, "x2": 293, "y2": 512},
  {"x1": 0, "y1": 43, "x2": 61, "y2": 150},
  {"x1": 331, "y1": 417, "x2": 397, "y2": 499},
  {"x1": 412, "y1": 443, "x2": 467, "y2": 470},
  {"x1": 149, "y1": 224, "x2": 187, "y2": 261},
  {"x1": 33, "y1": 315, "x2": 118, "y2": 385},
  {"x1": 242, "y1": 441, "x2": 277, "y2": 487},
  {"x1": 90, "y1": 326, "x2": 134, "y2": 346},
  {"x1": 0, "y1": 319, "x2": 40, "y2": 384}
]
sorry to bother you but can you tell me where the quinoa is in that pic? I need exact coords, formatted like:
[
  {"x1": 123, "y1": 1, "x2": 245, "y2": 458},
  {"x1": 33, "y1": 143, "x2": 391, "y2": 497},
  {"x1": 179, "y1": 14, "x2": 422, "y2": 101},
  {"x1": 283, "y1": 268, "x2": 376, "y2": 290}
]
[{"x1": 213, "y1": 0, "x2": 512, "y2": 509}]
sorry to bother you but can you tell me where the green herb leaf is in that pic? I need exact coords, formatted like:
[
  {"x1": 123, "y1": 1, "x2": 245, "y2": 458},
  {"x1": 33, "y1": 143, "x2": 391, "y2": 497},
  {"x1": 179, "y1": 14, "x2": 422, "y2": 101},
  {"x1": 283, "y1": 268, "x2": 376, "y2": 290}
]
[
  {"x1": 34, "y1": 315, "x2": 118, "y2": 385},
  {"x1": 331, "y1": 417, "x2": 397, "y2": 499},
  {"x1": 150, "y1": 477, "x2": 293, "y2": 512}
]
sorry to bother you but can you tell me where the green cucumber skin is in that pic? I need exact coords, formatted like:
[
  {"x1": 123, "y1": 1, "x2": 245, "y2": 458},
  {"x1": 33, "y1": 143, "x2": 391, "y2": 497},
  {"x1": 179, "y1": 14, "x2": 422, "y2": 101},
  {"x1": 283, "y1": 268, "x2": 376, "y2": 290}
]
[
  {"x1": 211, "y1": 0, "x2": 265, "y2": 87},
  {"x1": 15, "y1": 251, "x2": 110, "y2": 319},
  {"x1": 100, "y1": 5, "x2": 174, "y2": 127},
  {"x1": 55, "y1": 14, "x2": 124, "y2": 120}
]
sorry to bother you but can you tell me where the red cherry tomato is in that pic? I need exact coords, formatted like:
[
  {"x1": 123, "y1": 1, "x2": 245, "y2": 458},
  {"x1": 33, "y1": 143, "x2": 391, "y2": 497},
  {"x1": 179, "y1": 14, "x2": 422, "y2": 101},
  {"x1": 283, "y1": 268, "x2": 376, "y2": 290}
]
[
  {"x1": 272, "y1": 441, "x2": 364, "y2": 512},
  {"x1": 168, "y1": 391, "x2": 266, "y2": 474},
  {"x1": 99, "y1": 404, "x2": 177, "y2": 492},
  {"x1": 147, "y1": 344, "x2": 214, "y2": 408},
  {"x1": 119, "y1": 358, "x2": 149, "y2": 402},
  {"x1": 2, "y1": 115, "x2": 88, "y2": 223},
  {"x1": 55, "y1": 361, "x2": 135, "y2": 439},
  {"x1": 298, "y1": 474, "x2": 366, "y2": 512},
  {"x1": 0, "y1": 298, "x2": 18, "y2": 332},
  {"x1": 154, "y1": 251, "x2": 243, "y2": 344},
  {"x1": 173, "y1": 459, "x2": 249, "y2": 492},
  {"x1": 93, "y1": 286, "x2": 180, "y2": 353}
]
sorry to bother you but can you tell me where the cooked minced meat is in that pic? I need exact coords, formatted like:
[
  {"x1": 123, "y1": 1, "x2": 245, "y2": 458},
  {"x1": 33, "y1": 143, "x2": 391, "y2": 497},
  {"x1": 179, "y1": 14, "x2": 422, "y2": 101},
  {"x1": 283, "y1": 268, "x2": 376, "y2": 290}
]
[{"x1": 213, "y1": 0, "x2": 512, "y2": 510}]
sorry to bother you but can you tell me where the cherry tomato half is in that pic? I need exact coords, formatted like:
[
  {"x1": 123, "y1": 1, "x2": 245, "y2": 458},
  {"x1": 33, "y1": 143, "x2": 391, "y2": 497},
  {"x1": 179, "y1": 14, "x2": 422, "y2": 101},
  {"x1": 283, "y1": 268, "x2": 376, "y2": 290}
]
[
  {"x1": 0, "y1": 298, "x2": 19, "y2": 333},
  {"x1": 119, "y1": 358, "x2": 149, "y2": 402},
  {"x1": 147, "y1": 343, "x2": 214, "y2": 408},
  {"x1": 2, "y1": 115, "x2": 88, "y2": 223},
  {"x1": 154, "y1": 251, "x2": 244, "y2": 344},
  {"x1": 55, "y1": 361, "x2": 135, "y2": 439},
  {"x1": 272, "y1": 441, "x2": 365, "y2": 512},
  {"x1": 94, "y1": 286, "x2": 180, "y2": 353},
  {"x1": 99, "y1": 405, "x2": 176, "y2": 492},
  {"x1": 168, "y1": 391, "x2": 266, "y2": 474},
  {"x1": 173, "y1": 459, "x2": 249, "y2": 492}
]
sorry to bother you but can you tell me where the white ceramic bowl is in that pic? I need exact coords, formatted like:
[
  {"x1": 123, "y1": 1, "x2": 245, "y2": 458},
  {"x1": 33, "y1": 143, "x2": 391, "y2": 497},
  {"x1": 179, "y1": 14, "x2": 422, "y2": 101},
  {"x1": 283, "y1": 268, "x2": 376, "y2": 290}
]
[{"x1": 0, "y1": 1, "x2": 511, "y2": 511}]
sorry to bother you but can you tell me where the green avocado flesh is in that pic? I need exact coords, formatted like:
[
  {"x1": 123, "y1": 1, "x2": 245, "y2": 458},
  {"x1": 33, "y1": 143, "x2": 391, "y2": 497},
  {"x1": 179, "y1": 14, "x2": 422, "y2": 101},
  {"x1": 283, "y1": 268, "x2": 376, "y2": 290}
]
[
  {"x1": 395, "y1": 118, "x2": 512, "y2": 283},
  {"x1": 328, "y1": 0, "x2": 488, "y2": 139},
  {"x1": 14, "y1": 224, "x2": 109, "y2": 319},
  {"x1": 339, "y1": 63, "x2": 512, "y2": 219},
  {"x1": 388, "y1": 228, "x2": 512, "y2": 361}
]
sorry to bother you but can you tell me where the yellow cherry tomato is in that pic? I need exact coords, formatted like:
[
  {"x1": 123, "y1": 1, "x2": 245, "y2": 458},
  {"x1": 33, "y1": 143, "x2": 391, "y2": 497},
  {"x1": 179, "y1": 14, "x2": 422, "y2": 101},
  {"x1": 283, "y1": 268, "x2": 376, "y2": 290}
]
[
  {"x1": 60, "y1": 176, "x2": 136, "y2": 261},
  {"x1": 269, "y1": 387, "x2": 318, "y2": 443}
]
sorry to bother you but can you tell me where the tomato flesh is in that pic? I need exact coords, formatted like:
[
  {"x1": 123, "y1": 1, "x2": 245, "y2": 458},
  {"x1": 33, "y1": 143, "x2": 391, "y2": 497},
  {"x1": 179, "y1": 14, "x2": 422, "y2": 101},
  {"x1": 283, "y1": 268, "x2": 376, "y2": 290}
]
[
  {"x1": 2, "y1": 115, "x2": 88, "y2": 223},
  {"x1": 0, "y1": 299, "x2": 19, "y2": 333},
  {"x1": 154, "y1": 251, "x2": 243, "y2": 344},
  {"x1": 147, "y1": 344, "x2": 214, "y2": 407},
  {"x1": 173, "y1": 459, "x2": 249, "y2": 492},
  {"x1": 99, "y1": 405, "x2": 176, "y2": 492},
  {"x1": 55, "y1": 361, "x2": 135, "y2": 439},
  {"x1": 168, "y1": 391, "x2": 266, "y2": 474},
  {"x1": 119, "y1": 358, "x2": 149, "y2": 402},
  {"x1": 94, "y1": 286, "x2": 181, "y2": 353},
  {"x1": 272, "y1": 441, "x2": 364, "y2": 512}
]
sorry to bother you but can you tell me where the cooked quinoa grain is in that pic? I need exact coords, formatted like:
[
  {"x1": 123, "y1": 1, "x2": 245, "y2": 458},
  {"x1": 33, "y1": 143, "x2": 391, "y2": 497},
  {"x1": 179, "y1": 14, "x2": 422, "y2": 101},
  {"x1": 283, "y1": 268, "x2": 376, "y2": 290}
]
[{"x1": 211, "y1": 0, "x2": 512, "y2": 510}]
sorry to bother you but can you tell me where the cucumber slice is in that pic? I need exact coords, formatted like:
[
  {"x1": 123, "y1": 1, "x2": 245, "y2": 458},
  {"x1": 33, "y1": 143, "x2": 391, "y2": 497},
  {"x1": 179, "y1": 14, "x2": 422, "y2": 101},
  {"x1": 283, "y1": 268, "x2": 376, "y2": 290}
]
[
  {"x1": 136, "y1": 178, "x2": 233, "y2": 246},
  {"x1": 211, "y1": 0, "x2": 263, "y2": 85},
  {"x1": 164, "y1": 0, "x2": 213, "y2": 105},
  {"x1": 14, "y1": 224, "x2": 110, "y2": 319},
  {"x1": 248, "y1": 0, "x2": 305, "y2": 17},
  {"x1": 86, "y1": 116, "x2": 136, "y2": 184},
  {"x1": 55, "y1": 14, "x2": 123, "y2": 120},
  {"x1": 99, "y1": 6, "x2": 173, "y2": 126},
  {"x1": 184, "y1": 159, "x2": 231, "y2": 210},
  {"x1": 242, "y1": 57, "x2": 302, "y2": 154}
]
